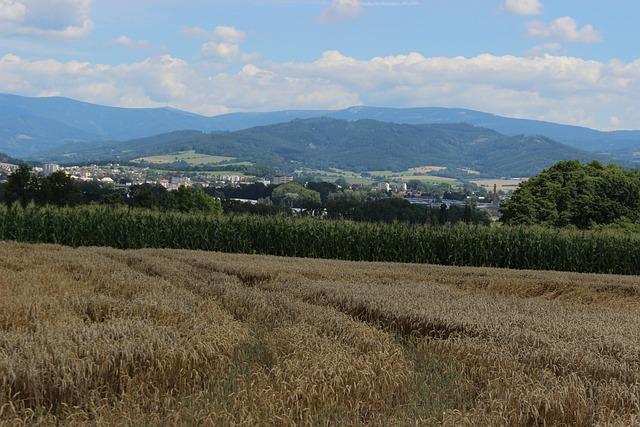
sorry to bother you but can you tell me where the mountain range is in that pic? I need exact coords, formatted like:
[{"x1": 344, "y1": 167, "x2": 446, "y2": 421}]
[
  {"x1": 0, "y1": 93, "x2": 638, "y2": 178},
  {"x1": 43, "y1": 118, "x2": 603, "y2": 178},
  {"x1": 1, "y1": 93, "x2": 640, "y2": 157}
]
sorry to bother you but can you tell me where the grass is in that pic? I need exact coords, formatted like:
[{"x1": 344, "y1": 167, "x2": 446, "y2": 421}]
[
  {"x1": 396, "y1": 174, "x2": 458, "y2": 184},
  {"x1": 368, "y1": 165, "x2": 447, "y2": 176},
  {"x1": 367, "y1": 167, "x2": 460, "y2": 185},
  {"x1": 300, "y1": 166, "x2": 459, "y2": 185},
  {"x1": 133, "y1": 150, "x2": 248, "y2": 166},
  {"x1": 299, "y1": 167, "x2": 372, "y2": 185},
  {"x1": 2, "y1": 241, "x2": 640, "y2": 425}
]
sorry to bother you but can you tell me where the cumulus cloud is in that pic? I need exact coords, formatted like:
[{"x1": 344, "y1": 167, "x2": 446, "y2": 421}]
[
  {"x1": 527, "y1": 42, "x2": 563, "y2": 57},
  {"x1": 319, "y1": 0, "x2": 362, "y2": 22},
  {"x1": 528, "y1": 16, "x2": 601, "y2": 44},
  {"x1": 182, "y1": 25, "x2": 255, "y2": 62},
  {"x1": 0, "y1": 0, "x2": 26, "y2": 21},
  {"x1": 504, "y1": 0, "x2": 542, "y2": 16},
  {"x1": 115, "y1": 35, "x2": 149, "y2": 49},
  {"x1": 0, "y1": 0, "x2": 94, "y2": 39},
  {"x1": 1, "y1": 50, "x2": 639, "y2": 129}
]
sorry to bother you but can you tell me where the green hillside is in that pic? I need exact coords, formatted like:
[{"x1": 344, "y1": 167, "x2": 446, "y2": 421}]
[
  {"x1": 0, "y1": 152, "x2": 23, "y2": 164},
  {"x1": 44, "y1": 118, "x2": 605, "y2": 178}
]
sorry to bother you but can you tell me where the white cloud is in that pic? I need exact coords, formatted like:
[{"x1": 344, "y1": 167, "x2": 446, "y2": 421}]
[
  {"x1": 319, "y1": 0, "x2": 362, "y2": 22},
  {"x1": 211, "y1": 26, "x2": 245, "y2": 44},
  {"x1": 1, "y1": 51, "x2": 639, "y2": 129},
  {"x1": 528, "y1": 16, "x2": 601, "y2": 44},
  {"x1": 0, "y1": 0, "x2": 93, "y2": 39},
  {"x1": 528, "y1": 42, "x2": 562, "y2": 57},
  {"x1": 182, "y1": 25, "x2": 254, "y2": 62},
  {"x1": 503, "y1": 0, "x2": 542, "y2": 16},
  {"x1": 115, "y1": 35, "x2": 150, "y2": 49},
  {"x1": 0, "y1": 0, "x2": 26, "y2": 21}
]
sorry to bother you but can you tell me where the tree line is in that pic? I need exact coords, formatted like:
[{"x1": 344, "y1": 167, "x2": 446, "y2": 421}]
[{"x1": 0, "y1": 166, "x2": 222, "y2": 214}]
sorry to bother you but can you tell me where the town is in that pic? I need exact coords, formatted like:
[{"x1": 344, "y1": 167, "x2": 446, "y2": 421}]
[{"x1": 0, "y1": 160, "x2": 510, "y2": 215}]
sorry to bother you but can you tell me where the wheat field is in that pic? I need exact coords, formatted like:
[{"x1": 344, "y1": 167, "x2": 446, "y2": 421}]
[{"x1": 2, "y1": 241, "x2": 640, "y2": 425}]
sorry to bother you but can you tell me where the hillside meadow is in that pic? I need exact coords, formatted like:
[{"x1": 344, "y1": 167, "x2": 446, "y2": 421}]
[{"x1": 2, "y1": 241, "x2": 640, "y2": 425}]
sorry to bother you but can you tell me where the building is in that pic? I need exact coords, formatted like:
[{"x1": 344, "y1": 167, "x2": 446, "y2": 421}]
[
  {"x1": 170, "y1": 176, "x2": 192, "y2": 187},
  {"x1": 42, "y1": 163, "x2": 60, "y2": 176},
  {"x1": 376, "y1": 182, "x2": 390, "y2": 192},
  {"x1": 0, "y1": 162, "x2": 18, "y2": 174},
  {"x1": 392, "y1": 182, "x2": 408, "y2": 193},
  {"x1": 272, "y1": 175, "x2": 294, "y2": 185}
]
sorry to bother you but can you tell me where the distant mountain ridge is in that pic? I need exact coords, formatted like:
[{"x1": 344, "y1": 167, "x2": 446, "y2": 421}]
[
  {"x1": 1, "y1": 93, "x2": 640, "y2": 159},
  {"x1": 44, "y1": 118, "x2": 605, "y2": 178},
  {"x1": 0, "y1": 152, "x2": 23, "y2": 165}
]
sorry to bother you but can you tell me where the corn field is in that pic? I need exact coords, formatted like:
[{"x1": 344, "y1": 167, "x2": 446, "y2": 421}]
[{"x1": 0, "y1": 203, "x2": 639, "y2": 274}]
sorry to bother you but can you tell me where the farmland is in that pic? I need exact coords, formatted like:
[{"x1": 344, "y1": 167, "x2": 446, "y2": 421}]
[
  {"x1": 2, "y1": 204, "x2": 640, "y2": 275},
  {"x1": 133, "y1": 150, "x2": 250, "y2": 166},
  {"x1": 367, "y1": 166, "x2": 460, "y2": 185},
  {"x1": 472, "y1": 178, "x2": 528, "y2": 192},
  {"x1": 2, "y1": 241, "x2": 640, "y2": 425}
]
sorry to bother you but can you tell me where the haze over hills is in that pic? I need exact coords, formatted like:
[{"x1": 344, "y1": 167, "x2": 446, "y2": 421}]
[
  {"x1": 2, "y1": 94, "x2": 640, "y2": 160},
  {"x1": 44, "y1": 118, "x2": 604, "y2": 178},
  {"x1": 0, "y1": 152, "x2": 23, "y2": 165}
]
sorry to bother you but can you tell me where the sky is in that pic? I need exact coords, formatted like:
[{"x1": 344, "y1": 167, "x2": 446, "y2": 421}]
[{"x1": 0, "y1": 0, "x2": 639, "y2": 130}]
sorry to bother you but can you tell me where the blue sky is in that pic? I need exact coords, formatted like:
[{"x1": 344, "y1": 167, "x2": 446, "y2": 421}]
[{"x1": 0, "y1": 0, "x2": 639, "y2": 129}]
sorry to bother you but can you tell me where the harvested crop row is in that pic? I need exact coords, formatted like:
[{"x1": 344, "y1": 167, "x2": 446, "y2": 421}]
[{"x1": 2, "y1": 241, "x2": 640, "y2": 425}]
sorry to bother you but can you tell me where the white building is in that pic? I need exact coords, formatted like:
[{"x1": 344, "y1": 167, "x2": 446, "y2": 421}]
[
  {"x1": 0, "y1": 163, "x2": 18, "y2": 174},
  {"x1": 43, "y1": 163, "x2": 60, "y2": 176},
  {"x1": 392, "y1": 182, "x2": 408, "y2": 192},
  {"x1": 376, "y1": 182, "x2": 390, "y2": 192},
  {"x1": 272, "y1": 175, "x2": 294, "y2": 185}
]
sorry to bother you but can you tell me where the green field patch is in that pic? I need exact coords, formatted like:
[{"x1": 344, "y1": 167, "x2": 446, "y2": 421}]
[
  {"x1": 299, "y1": 168, "x2": 373, "y2": 185},
  {"x1": 133, "y1": 151, "x2": 238, "y2": 166},
  {"x1": 396, "y1": 175, "x2": 459, "y2": 184}
]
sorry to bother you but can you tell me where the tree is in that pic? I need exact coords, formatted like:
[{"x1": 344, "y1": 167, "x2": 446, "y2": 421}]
[
  {"x1": 500, "y1": 160, "x2": 640, "y2": 229},
  {"x1": 128, "y1": 184, "x2": 222, "y2": 214},
  {"x1": 3, "y1": 165, "x2": 41, "y2": 206},
  {"x1": 165, "y1": 186, "x2": 222, "y2": 214},
  {"x1": 306, "y1": 181, "x2": 338, "y2": 204},
  {"x1": 41, "y1": 171, "x2": 81, "y2": 206},
  {"x1": 128, "y1": 184, "x2": 166, "y2": 210},
  {"x1": 439, "y1": 203, "x2": 448, "y2": 224},
  {"x1": 271, "y1": 183, "x2": 321, "y2": 208}
]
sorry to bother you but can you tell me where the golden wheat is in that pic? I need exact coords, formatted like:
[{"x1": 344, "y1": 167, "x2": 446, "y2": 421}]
[{"x1": 2, "y1": 241, "x2": 640, "y2": 425}]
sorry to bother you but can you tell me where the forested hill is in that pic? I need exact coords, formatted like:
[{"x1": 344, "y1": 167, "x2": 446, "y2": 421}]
[
  {"x1": 46, "y1": 118, "x2": 604, "y2": 178},
  {"x1": 0, "y1": 152, "x2": 23, "y2": 164},
  {"x1": 2, "y1": 93, "x2": 640, "y2": 158}
]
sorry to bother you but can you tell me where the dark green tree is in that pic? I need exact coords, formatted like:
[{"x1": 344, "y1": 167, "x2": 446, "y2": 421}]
[
  {"x1": 3, "y1": 165, "x2": 41, "y2": 206},
  {"x1": 41, "y1": 171, "x2": 81, "y2": 206},
  {"x1": 439, "y1": 203, "x2": 448, "y2": 224},
  {"x1": 165, "y1": 186, "x2": 222, "y2": 214},
  {"x1": 500, "y1": 160, "x2": 640, "y2": 228},
  {"x1": 306, "y1": 181, "x2": 338, "y2": 204}
]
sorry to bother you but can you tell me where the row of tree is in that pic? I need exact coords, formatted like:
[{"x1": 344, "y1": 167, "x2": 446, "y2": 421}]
[{"x1": 0, "y1": 166, "x2": 222, "y2": 214}]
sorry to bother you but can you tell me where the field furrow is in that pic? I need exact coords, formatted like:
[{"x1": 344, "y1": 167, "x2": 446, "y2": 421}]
[{"x1": 2, "y1": 242, "x2": 640, "y2": 425}]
